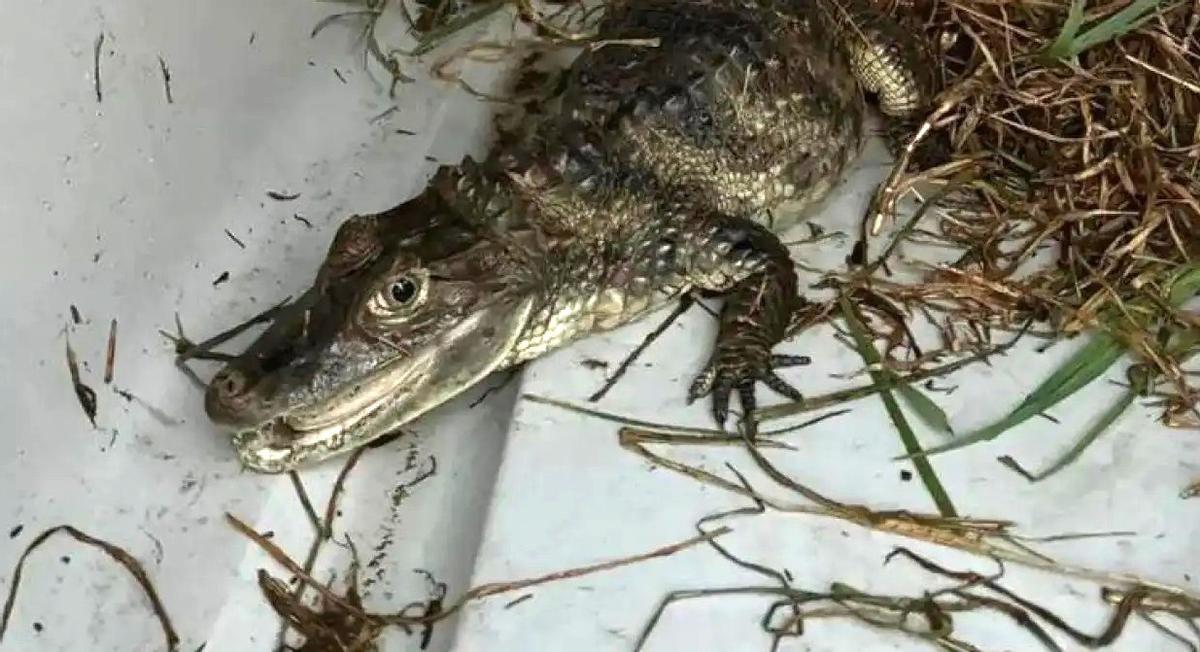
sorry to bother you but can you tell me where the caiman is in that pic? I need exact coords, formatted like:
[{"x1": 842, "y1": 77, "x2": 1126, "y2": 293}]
[{"x1": 203, "y1": 0, "x2": 937, "y2": 472}]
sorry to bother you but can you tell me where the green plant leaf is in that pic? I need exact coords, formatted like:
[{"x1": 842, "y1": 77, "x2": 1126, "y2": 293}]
[
  {"x1": 1044, "y1": 0, "x2": 1086, "y2": 61},
  {"x1": 898, "y1": 332, "x2": 1126, "y2": 461},
  {"x1": 1003, "y1": 389, "x2": 1137, "y2": 483},
  {"x1": 1067, "y1": 0, "x2": 1163, "y2": 57},
  {"x1": 1043, "y1": 0, "x2": 1165, "y2": 62},
  {"x1": 897, "y1": 384, "x2": 955, "y2": 436},
  {"x1": 1167, "y1": 264, "x2": 1200, "y2": 305},
  {"x1": 840, "y1": 297, "x2": 957, "y2": 517},
  {"x1": 900, "y1": 262, "x2": 1199, "y2": 462}
]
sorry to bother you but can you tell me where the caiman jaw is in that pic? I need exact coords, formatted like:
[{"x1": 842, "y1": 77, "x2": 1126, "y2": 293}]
[
  {"x1": 222, "y1": 295, "x2": 536, "y2": 473},
  {"x1": 229, "y1": 353, "x2": 433, "y2": 473}
]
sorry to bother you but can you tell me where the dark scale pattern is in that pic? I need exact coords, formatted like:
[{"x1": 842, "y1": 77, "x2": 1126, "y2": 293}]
[
  {"x1": 484, "y1": 0, "x2": 935, "y2": 422},
  {"x1": 207, "y1": 0, "x2": 939, "y2": 472}
]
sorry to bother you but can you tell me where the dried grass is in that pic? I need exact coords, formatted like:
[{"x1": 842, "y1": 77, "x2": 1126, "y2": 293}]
[{"x1": 860, "y1": 0, "x2": 1199, "y2": 430}]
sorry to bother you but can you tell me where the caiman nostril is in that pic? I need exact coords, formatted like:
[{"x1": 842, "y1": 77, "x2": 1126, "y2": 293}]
[
  {"x1": 212, "y1": 368, "x2": 251, "y2": 409},
  {"x1": 205, "y1": 364, "x2": 273, "y2": 427}
]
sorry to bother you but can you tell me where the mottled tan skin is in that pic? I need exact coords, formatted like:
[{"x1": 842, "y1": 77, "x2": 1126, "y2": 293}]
[{"x1": 205, "y1": 0, "x2": 936, "y2": 472}]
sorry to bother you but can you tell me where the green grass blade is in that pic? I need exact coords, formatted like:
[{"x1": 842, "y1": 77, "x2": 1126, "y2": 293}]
[
  {"x1": 903, "y1": 262, "x2": 1199, "y2": 462},
  {"x1": 1016, "y1": 389, "x2": 1138, "y2": 482},
  {"x1": 1067, "y1": 0, "x2": 1163, "y2": 57},
  {"x1": 1044, "y1": 0, "x2": 1086, "y2": 60},
  {"x1": 1004, "y1": 334, "x2": 1125, "y2": 412},
  {"x1": 1167, "y1": 264, "x2": 1200, "y2": 305},
  {"x1": 897, "y1": 384, "x2": 955, "y2": 436},
  {"x1": 898, "y1": 333, "x2": 1126, "y2": 460},
  {"x1": 840, "y1": 298, "x2": 958, "y2": 517},
  {"x1": 1043, "y1": 0, "x2": 1164, "y2": 62}
]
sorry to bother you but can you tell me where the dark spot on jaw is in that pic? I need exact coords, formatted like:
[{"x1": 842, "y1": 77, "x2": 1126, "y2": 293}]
[{"x1": 481, "y1": 326, "x2": 496, "y2": 339}]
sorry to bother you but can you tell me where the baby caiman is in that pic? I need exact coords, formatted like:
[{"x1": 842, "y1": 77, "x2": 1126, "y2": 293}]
[{"x1": 203, "y1": 0, "x2": 936, "y2": 472}]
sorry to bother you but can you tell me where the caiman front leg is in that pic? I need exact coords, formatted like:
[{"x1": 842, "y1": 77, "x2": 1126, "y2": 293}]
[{"x1": 685, "y1": 217, "x2": 809, "y2": 428}]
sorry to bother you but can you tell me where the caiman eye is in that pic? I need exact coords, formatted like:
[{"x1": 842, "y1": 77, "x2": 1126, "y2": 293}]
[
  {"x1": 364, "y1": 271, "x2": 427, "y2": 321},
  {"x1": 388, "y1": 277, "x2": 419, "y2": 305}
]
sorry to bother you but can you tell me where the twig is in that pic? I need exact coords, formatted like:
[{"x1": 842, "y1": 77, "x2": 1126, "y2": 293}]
[
  {"x1": 226, "y1": 513, "x2": 373, "y2": 621},
  {"x1": 276, "y1": 446, "x2": 368, "y2": 648},
  {"x1": 754, "y1": 322, "x2": 1031, "y2": 422},
  {"x1": 889, "y1": 547, "x2": 1149, "y2": 647},
  {"x1": 619, "y1": 424, "x2": 1200, "y2": 603},
  {"x1": 65, "y1": 332, "x2": 97, "y2": 427},
  {"x1": 369, "y1": 106, "x2": 399, "y2": 124},
  {"x1": 223, "y1": 229, "x2": 246, "y2": 249},
  {"x1": 104, "y1": 318, "x2": 118, "y2": 384},
  {"x1": 859, "y1": 173, "x2": 972, "y2": 277},
  {"x1": 1, "y1": 525, "x2": 178, "y2": 650},
  {"x1": 525, "y1": 393, "x2": 826, "y2": 443},
  {"x1": 589, "y1": 295, "x2": 694, "y2": 402},
  {"x1": 324, "y1": 446, "x2": 366, "y2": 540},
  {"x1": 289, "y1": 472, "x2": 322, "y2": 535},
  {"x1": 384, "y1": 526, "x2": 730, "y2": 626},
  {"x1": 93, "y1": 32, "x2": 104, "y2": 103},
  {"x1": 503, "y1": 594, "x2": 533, "y2": 609},
  {"x1": 157, "y1": 56, "x2": 173, "y2": 104},
  {"x1": 166, "y1": 297, "x2": 292, "y2": 364},
  {"x1": 234, "y1": 507, "x2": 727, "y2": 632}
]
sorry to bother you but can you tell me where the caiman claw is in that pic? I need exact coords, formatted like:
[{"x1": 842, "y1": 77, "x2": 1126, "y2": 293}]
[
  {"x1": 684, "y1": 216, "x2": 809, "y2": 429},
  {"x1": 688, "y1": 350, "x2": 809, "y2": 428}
]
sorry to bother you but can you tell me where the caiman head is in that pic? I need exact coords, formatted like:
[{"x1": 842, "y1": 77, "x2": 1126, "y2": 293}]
[{"x1": 204, "y1": 189, "x2": 535, "y2": 473}]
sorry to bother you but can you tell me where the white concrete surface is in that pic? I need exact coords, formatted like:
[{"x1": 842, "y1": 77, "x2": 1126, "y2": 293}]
[
  {"x1": 1, "y1": 2, "x2": 516, "y2": 651},
  {"x1": 0, "y1": 2, "x2": 1196, "y2": 652}
]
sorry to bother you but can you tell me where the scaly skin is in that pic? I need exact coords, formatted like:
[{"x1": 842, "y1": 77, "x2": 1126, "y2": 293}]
[{"x1": 204, "y1": 0, "x2": 936, "y2": 472}]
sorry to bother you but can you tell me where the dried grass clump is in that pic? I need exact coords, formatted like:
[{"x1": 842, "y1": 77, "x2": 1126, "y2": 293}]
[{"x1": 866, "y1": 0, "x2": 1200, "y2": 428}]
